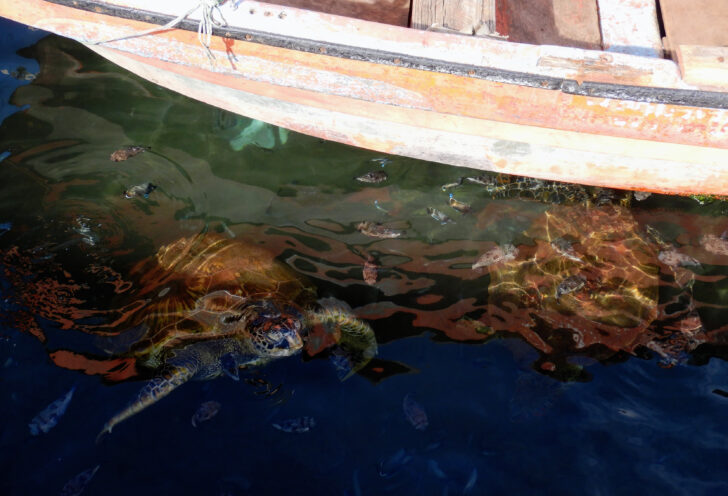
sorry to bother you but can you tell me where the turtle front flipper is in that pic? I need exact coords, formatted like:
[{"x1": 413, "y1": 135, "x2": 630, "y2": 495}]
[
  {"x1": 96, "y1": 358, "x2": 197, "y2": 442},
  {"x1": 97, "y1": 338, "x2": 260, "y2": 441},
  {"x1": 307, "y1": 304, "x2": 378, "y2": 380}
]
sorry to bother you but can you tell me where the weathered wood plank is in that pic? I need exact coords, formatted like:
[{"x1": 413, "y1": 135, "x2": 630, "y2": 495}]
[
  {"x1": 497, "y1": 0, "x2": 601, "y2": 50},
  {"x1": 660, "y1": 0, "x2": 728, "y2": 87},
  {"x1": 596, "y1": 0, "x2": 662, "y2": 58},
  {"x1": 660, "y1": 0, "x2": 728, "y2": 48},
  {"x1": 677, "y1": 45, "x2": 728, "y2": 90},
  {"x1": 262, "y1": 0, "x2": 411, "y2": 26},
  {"x1": 411, "y1": 0, "x2": 496, "y2": 35}
]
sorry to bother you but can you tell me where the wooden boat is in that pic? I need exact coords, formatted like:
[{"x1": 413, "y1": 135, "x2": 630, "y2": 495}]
[{"x1": 2, "y1": 0, "x2": 728, "y2": 196}]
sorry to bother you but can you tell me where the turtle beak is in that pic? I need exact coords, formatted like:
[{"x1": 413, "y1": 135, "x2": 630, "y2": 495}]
[{"x1": 265, "y1": 319, "x2": 303, "y2": 357}]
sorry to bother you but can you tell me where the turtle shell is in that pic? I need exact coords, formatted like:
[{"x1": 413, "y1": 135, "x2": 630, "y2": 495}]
[
  {"x1": 483, "y1": 203, "x2": 659, "y2": 355},
  {"x1": 124, "y1": 234, "x2": 316, "y2": 366}
]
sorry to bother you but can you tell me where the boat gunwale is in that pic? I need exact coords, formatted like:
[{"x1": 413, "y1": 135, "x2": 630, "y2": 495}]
[{"x1": 45, "y1": 0, "x2": 728, "y2": 110}]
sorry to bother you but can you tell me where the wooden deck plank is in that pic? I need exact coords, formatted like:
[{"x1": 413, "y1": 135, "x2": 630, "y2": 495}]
[
  {"x1": 596, "y1": 0, "x2": 662, "y2": 58},
  {"x1": 497, "y1": 0, "x2": 601, "y2": 50},
  {"x1": 677, "y1": 45, "x2": 728, "y2": 91},
  {"x1": 659, "y1": 0, "x2": 728, "y2": 48},
  {"x1": 660, "y1": 0, "x2": 728, "y2": 88},
  {"x1": 410, "y1": 0, "x2": 496, "y2": 35}
]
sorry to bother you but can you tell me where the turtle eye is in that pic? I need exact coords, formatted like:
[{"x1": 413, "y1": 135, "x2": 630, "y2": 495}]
[{"x1": 221, "y1": 313, "x2": 243, "y2": 325}]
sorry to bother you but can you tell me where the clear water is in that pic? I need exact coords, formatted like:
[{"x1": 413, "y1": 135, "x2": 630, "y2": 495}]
[{"x1": 1, "y1": 18, "x2": 727, "y2": 496}]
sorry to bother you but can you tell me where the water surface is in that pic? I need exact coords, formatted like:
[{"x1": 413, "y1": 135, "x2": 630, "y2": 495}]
[{"x1": 1, "y1": 19, "x2": 727, "y2": 496}]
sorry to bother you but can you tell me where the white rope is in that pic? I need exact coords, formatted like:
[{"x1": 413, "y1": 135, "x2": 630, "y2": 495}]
[
  {"x1": 197, "y1": 0, "x2": 228, "y2": 61},
  {"x1": 92, "y1": 0, "x2": 228, "y2": 62}
]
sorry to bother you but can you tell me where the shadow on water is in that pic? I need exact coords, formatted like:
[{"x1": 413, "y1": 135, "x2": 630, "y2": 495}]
[{"x1": 1, "y1": 20, "x2": 728, "y2": 496}]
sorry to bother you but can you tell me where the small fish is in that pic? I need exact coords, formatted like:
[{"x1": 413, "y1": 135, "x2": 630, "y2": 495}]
[
  {"x1": 377, "y1": 448, "x2": 412, "y2": 478},
  {"x1": 700, "y1": 233, "x2": 728, "y2": 256},
  {"x1": 472, "y1": 244, "x2": 517, "y2": 270},
  {"x1": 440, "y1": 177, "x2": 464, "y2": 191},
  {"x1": 712, "y1": 388, "x2": 728, "y2": 399},
  {"x1": 617, "y1": 408, "x2": 642, "y2": 419},
  {"x1": 220, "y1": 222, "x2": 236, "y2": 239},
  {"x1": 373, "y1": 199, "x2": 390, "y2": 214},
  {"x1": 356, "y1": 221, "x2": 404, "y2": 239},
  {"x1": 110, "y1": 145, "x2": 148, "y2": 162},
  {"x1": 124, "y1": 182, "x2": 157, "y2": 199},
  {"x1": 464, "y1": 175, "x2": 494, "y2": 186},
  {"x1": 272, "y1": 416, "x2": 316, "y2": 433},
  {"x1": 463, "y1": 467, "x2": 478, "y2": 494},
  {"x1": 355, "y1": 170, "x2": 388, "y2": 183},
  {"x1": 658, "y1": 248, "x2": 701, "y2": 268},
  {"x1": 10, "y1": 66, "x2": 32, "y2": 80},
  {"x1": 191, "y1": 400, "x2": 221, "y2": 427},
  {"x1": 370, "y1": 157, "x2": 391, "y2": 167},
  {"x1": 448, "y1": 194, "x2": 471, "y2": 213},
  {"x1": 29, "y1": 386, "x2": 75, "y2": 435},
  {"x1": 402, "y1": 393, "x2": 428, "y2": 431},
  {"x1": 592, "y1": 187, "x2": 617, "y2": 206},
  {"x1": 555, "y1": 274, "x2": 586, "y2": 301},
  {"x1": 60, "y1": 465, "x2": 100, "y2": 496},
  {"x1": 633, "y1": 191, "x2": 652, "y2": 201},
  {"x1": 428, "y1": 459, "x2": 448, "y2": 479},
  {"x1": 363, "y1": 256, "x2": 378, "y2": 285},
  {"x1": 0, "y1": 150, "x2": 11, "y2": 163},
  {"x1": 427, "y1": 207, "x2": 454, "y2": 224},
  {"x1": 550, "y1": 238, "x2": 583, "y2": 263},
  {"x1": 245, "y1": 377, "x2": 282, "y2": 396}
]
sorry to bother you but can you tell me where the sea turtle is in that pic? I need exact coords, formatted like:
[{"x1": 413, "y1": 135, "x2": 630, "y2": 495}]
[{"x1": 97, "y1": 233, "x2": 377, "y2": 439}]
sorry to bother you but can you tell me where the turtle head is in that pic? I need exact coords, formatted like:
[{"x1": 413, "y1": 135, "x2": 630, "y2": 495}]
[{"x1": 246, "y1": 300, "x2": 304, "y2": 358}]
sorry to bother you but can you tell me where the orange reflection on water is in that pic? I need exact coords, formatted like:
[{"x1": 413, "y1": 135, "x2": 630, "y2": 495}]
[{"x1": 50, "y1": 350, "x2": 137, "y2": 382}]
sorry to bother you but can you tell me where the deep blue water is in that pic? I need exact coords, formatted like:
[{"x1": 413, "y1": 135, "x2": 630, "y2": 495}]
[{"x1": 1, "y1": 17, "x2": 727, "y2": 496}]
